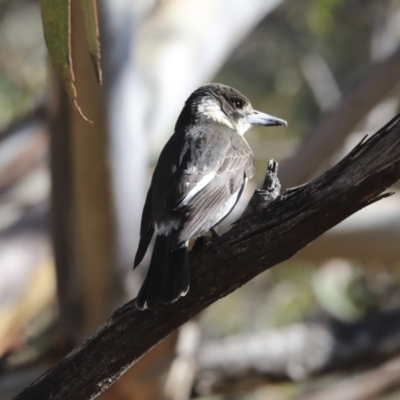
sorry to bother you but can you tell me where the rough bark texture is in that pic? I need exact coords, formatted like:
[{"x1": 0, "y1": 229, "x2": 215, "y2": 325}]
[{"x1": 14, "y1": 114, "x2": 400, "y2": 400}]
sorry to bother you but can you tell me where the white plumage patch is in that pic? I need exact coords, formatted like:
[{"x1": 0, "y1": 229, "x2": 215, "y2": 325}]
[
  {"x1": 197, "y1": 98, "x2": 251, "y2": 136},
  {"x1": 236, "y1": 119, "x2": 251, "y2": 136},
  {"x1": 197, "y1": 99, "x2": 234, "y2": 130},
  {"x1": 155, "y1": 220, "x2": 180, "y2": 235},
  {"x1": 182, "y1": 172, "x2": 216, "y2": 204}
]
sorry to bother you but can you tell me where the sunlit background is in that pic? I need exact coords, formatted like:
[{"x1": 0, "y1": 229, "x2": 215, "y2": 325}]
[{"x1": 1, "y1": 0, "x2": 400, "y2": 399}]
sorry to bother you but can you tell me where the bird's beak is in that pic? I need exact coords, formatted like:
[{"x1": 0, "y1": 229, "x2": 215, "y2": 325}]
[{"x1": 247, "y1": 110, "x2": 287, "y2": 127}]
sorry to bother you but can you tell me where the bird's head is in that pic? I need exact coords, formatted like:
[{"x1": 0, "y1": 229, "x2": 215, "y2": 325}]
[{"x1": 177, "y1": 83, "x2": 287, "y2": 135}]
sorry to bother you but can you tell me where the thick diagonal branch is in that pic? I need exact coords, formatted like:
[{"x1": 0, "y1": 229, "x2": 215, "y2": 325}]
[{"x1": 14, "y1": 114, "x2": 400, "y2": 400}]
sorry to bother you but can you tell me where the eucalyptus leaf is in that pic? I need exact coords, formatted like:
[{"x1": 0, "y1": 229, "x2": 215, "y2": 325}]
[
  {"x1": 81, "y1": 0, "x2": 102, "y2": 84},
  {"x1": 41, "y1": 0, "x2": 92, "y2": 122}
]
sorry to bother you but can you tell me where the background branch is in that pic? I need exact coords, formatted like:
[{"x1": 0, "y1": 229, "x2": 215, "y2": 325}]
[
  {"x1": 194, "y1": 307, "x2": 400, "y2": 396},
  {"x1": 298, "y1": 355, "x2": 400, "y2": 400},
  {"x1": 279, "y1": 46, "x2": 400, "y2": 189}
]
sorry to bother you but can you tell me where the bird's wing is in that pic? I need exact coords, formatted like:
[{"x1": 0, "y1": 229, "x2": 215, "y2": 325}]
[
  {"x1": 164, "y1": 130, "x2": 254, "y2": 212},
  {"x1": 177, "y1": 152, "x2": 253, "y2": 244},
  {"x1": 164, "y1": 131, "x2": 254, "y2": 245}
]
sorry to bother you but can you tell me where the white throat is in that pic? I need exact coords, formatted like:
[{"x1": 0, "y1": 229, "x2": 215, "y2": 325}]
[{"x1": 236, "y1": 119, "x2": 251, "y2": 136}]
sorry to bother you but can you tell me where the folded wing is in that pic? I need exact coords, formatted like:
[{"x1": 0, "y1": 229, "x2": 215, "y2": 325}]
[{"x1": 164, "y1": 131, "x2": 255, "y2": 246}]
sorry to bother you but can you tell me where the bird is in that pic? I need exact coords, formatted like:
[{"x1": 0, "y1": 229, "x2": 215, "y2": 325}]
[{"x1": 134, "y1": 83, "x2": 286, "y2": 310}]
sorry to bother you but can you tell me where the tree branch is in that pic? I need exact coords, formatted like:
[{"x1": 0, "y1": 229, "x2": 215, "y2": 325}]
[
  {"x1": 14, "y1": 114, "x2": 400, "y2": 400},
  {"x1": 294, "y1": 196, "x2": 400, "y2": 261},
  {"x1": 298, "y1": 354, "x2": 400, "y2": 400}
]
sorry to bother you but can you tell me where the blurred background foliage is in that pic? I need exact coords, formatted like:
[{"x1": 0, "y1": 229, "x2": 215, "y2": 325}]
[
  {"x1": 1, "y1": 0, "x2": 400, "y2": 399},
  {"x1": 0, "y1": 0, "x2": 44, "y2": 129}
]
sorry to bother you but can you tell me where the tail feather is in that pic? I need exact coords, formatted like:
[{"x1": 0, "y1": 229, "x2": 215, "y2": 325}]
[
  {"x1": 135, "y1": 234, "x2": 189, "y2": 310},
  {"x1": 145, "y1": 236, "x2": 170, "y2": 309},
  {"x1": 164, "y1": 246, "x2": 189, "y2": 304}
]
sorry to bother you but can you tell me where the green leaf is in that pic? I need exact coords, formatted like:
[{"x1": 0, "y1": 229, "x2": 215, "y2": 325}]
[
  {"x1": 40, "y1": 0, "x2": 91, "y2": 122},
  {"x1": 81, "y1": 0, "x2": 102, "y2": 84}
]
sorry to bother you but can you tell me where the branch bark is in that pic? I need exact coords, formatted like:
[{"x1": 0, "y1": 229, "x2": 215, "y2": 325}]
[{"x1": 14, "y1": 114, "x2": 400, "y2": 400}]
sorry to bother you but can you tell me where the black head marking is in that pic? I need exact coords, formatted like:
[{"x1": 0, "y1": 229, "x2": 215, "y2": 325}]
[{"x1": 176, "y1": 83, "x2": 252, "y2": 130}]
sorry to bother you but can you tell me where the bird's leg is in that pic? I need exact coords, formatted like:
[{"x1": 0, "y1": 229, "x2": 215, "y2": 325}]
[
  {"x1": 210, "y1": 227, "x2": 220, "y2": 239},
  {"x1": 192, "y1": 236, "x2": 211, "y2": 251},
  {"x1": 192, "y1": 229, "x2": 220, "y2": 252}
]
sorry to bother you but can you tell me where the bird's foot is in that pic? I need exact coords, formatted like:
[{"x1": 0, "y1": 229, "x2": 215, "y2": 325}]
[
  {"x1": 210, "y1": 227, "x2": 221, "y2": 239},
  {"x1": 192, "y1": 235, "x2": 212, "y2": 251},
  {"x1": 192, "y1": 230, "x2": 223, "y2": 251}
]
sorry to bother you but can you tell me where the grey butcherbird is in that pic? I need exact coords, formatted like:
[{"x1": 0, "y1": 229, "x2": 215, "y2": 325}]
[{"x1": 134, "y1": 83, "x2": 286, "y2": 310}]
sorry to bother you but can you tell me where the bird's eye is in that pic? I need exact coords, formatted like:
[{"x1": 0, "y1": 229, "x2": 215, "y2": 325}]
[{"x1": 234, "y1": 99, "x2": 245, "y2": 109}]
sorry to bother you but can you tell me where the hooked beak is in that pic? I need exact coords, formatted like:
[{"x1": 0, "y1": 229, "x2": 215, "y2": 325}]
[{"x1": 247, "y1": 110, "x2": 287, "y2": 127}]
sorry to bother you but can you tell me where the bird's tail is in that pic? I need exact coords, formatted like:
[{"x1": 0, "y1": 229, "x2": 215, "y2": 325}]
[{"x1": 135, "y1": 234, "x2": 189, "y2": 310}]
